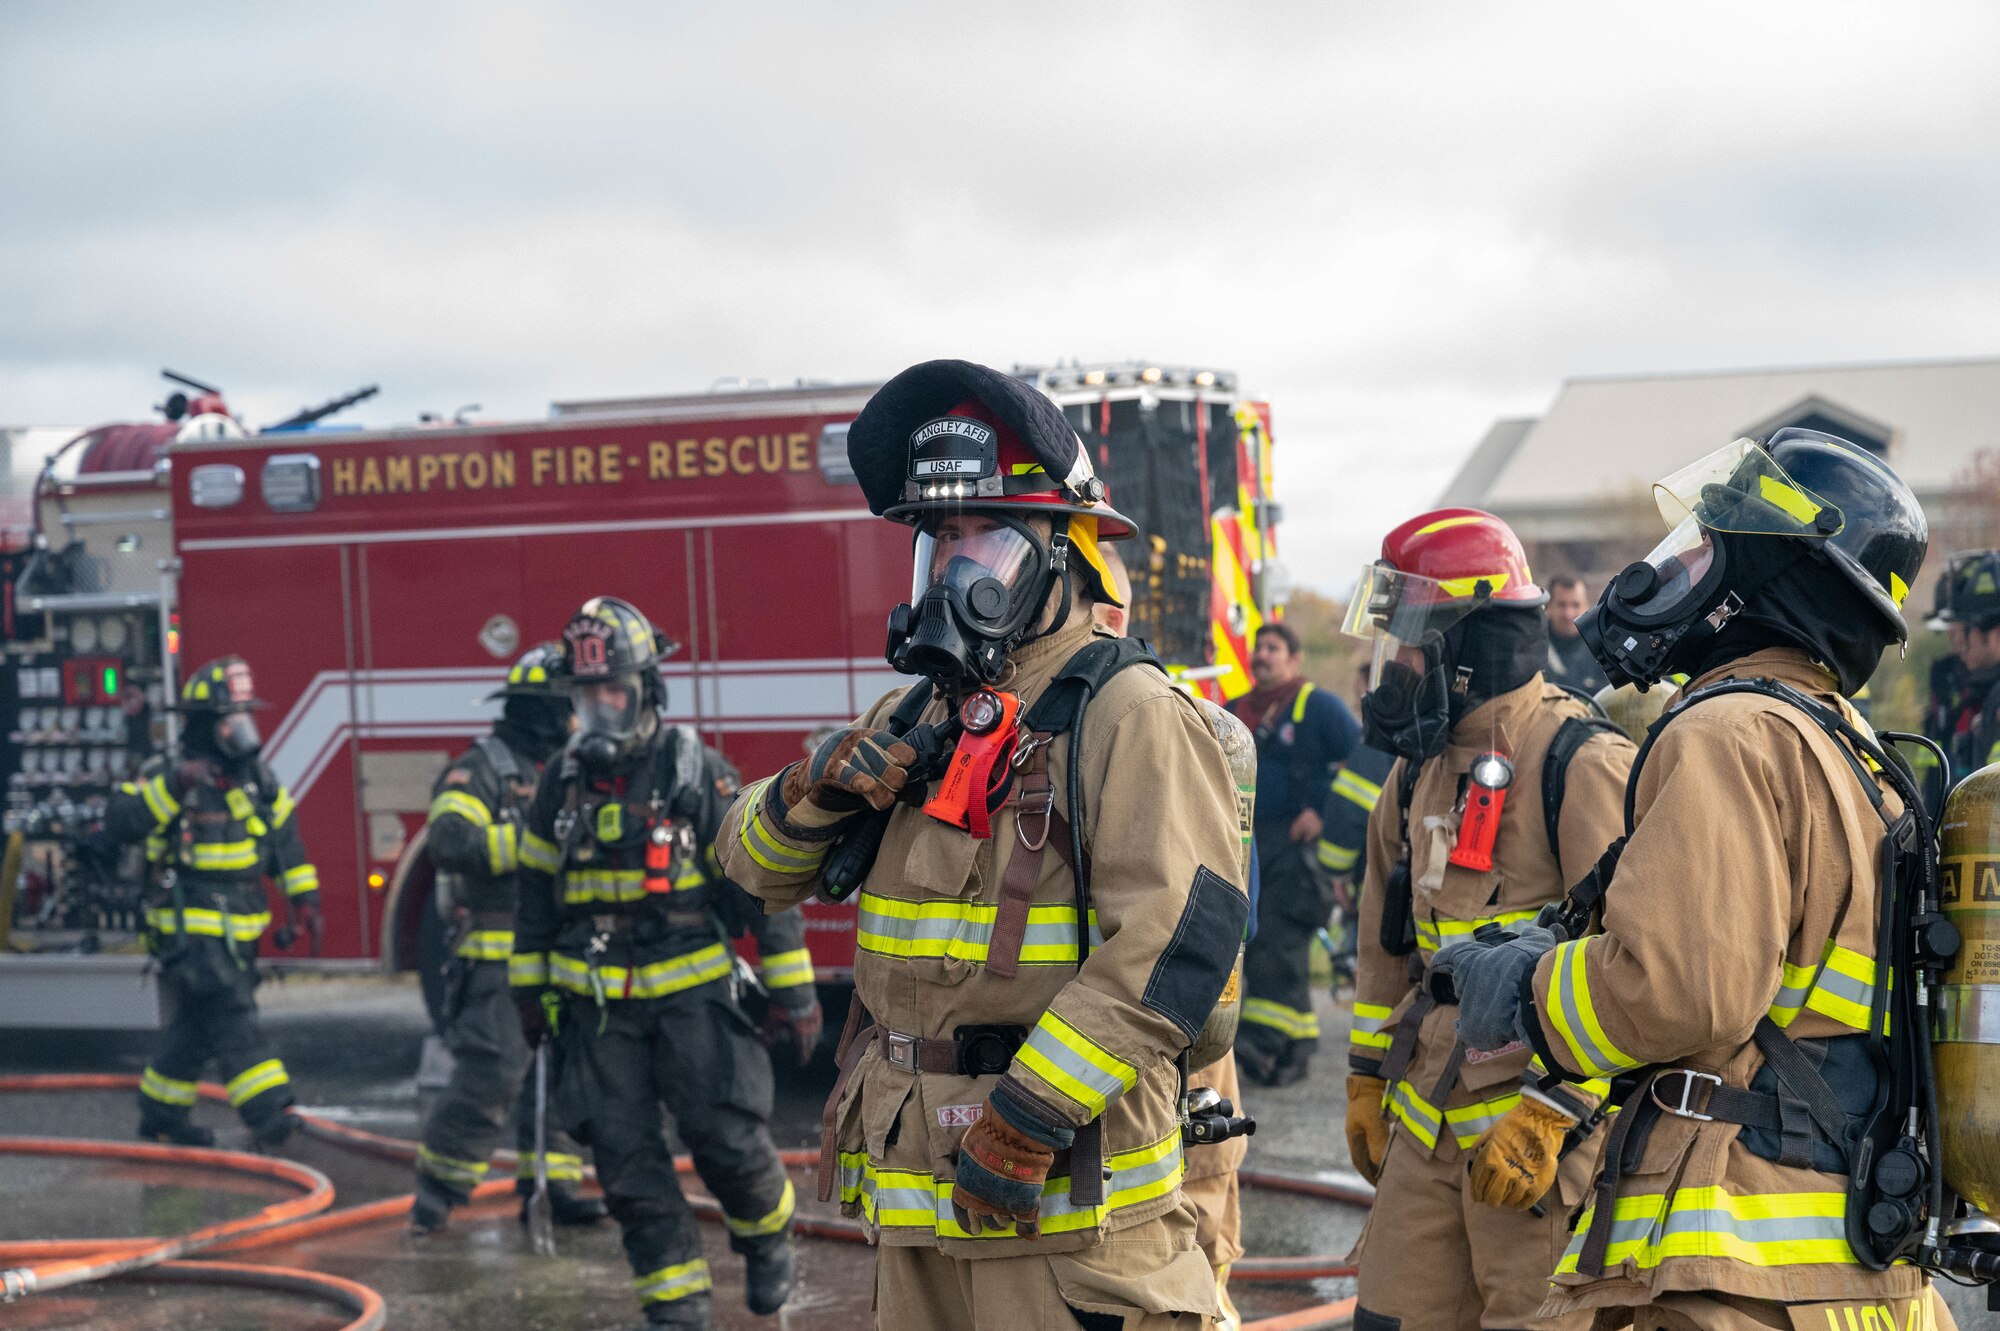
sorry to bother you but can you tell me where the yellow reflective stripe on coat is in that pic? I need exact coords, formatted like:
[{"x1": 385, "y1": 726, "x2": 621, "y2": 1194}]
[
  {"x1": 564, "y1": 869, "x2": 648, "y2": 904},
  {"x1": 1241, "y1": 997, "x2": 1320, "y2": 1040},
  {"x1": 856, "y1": 892, "x2": 1102, "y2": 967},
  {"x1": 417, "y1": 1144, "x2": 490, "y2": 1188},
  {"x1": 1332, "y1": 767, "x2": 1383, "y2": 812},
  {"x1": 224, "y1": 786, "x2": 267, "y2": 835},
  {"x1": 1291, "y1": 681, "x2": 1316, "y2": 724},
  {"x1": 456, "y1": 930, "x2": 514, "y2": 961},
  {"x1": 486, "y1": 823, "x2": 519, "y2": 876},
  {"x1": 1318, "y1": 839, "x2": 1359, "y2": 873},
  {"x1": 1769, "y1": 939, "x2": 1886, "y2": 1034},
  {"x1": 549, "y1": 943, "x2": 732, "y2": 1001},
  {"x1": 1417, "y1": 908, "x2": 1542, "y2": 955},
  {"x1": 282, "y1": 864, "x2": 319, "y2": 897},
  {"x1": 759, "y1": 948, "x2": 815, "y2": 990},
  {"x1": 269, "y1": 787, "x2": 297, "y2": 828},
  {"x1": 1557, "y1": 1186, "x2": 1858, "y2": 1273},
  {"x1": 140, "y1": 1066, "x2": 200, "y2": 1106},
  {"x1": 225, "y1": 1059, "x2": 291, "y2": 1106},
  {"x1": 724, "y1": 1178, "x2": 796, "y2": 1236},
  {"x1": 1385, "y1": 1077, "x2": 1444, "y2": 1149},
  {"x1": 509, "y1": 952, "x2": 549, "y2": 987},
  {"x1": 429, "y1": 789, "x2": 493, "y2": 828},
  {"x1": 1348, "y1": 1001, "x2": 1394, "y2": 1052},
  {"x1": 519, "y1": 831, "x2": 561, "y2": 874},
  {"x1": 634, "y1": 1259, "x2": 713, "y2": 1305},
  {"x1": 515, "y1": 1151, "x2": 584, "y2": 1183},
  {"x1": 1016, "y1": 1010, "x2": 1139, "y2": 1118},
  {"x1": 1544, "y1": 936, "x2": 1642, "y2": 1079},
  {"x1": 136, "y1": 773, "x2": 180, "y2": 826},
  {"x1": 147, "y1": 907, "x2": 271, "y2": 941},
  {"x1": 183, "y1": 839, "x2": 260, "y2": 872},
  {"x1": 840, "y1": 1129, "x2": 1182, "y2": 1240},
  {"x1": 736, "y1": 780, "x2": 830, "y2": 875}
]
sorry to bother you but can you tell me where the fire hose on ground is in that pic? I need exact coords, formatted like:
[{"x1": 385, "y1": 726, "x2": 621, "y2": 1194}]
[{"x1": 0, "y1": 1072, "x2": 1366, "y2": 1329}]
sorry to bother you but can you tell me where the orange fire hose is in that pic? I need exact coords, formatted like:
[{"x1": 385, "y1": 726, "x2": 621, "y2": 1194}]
[{"x1": 0, "y1": 1072, "x2": 1370, "y2": 1328}]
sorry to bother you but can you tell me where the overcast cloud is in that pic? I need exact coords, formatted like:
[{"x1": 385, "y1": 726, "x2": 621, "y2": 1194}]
[{"x1": 6, "y1": 1, "x2": 2000, "y2": 592}]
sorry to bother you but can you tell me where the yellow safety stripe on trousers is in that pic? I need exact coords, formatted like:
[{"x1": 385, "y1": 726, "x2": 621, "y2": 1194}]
[
  {"x1": 417, "y1": 1144, "x2": 490, "y2": 1188},
  {"x1": 183, "y1": 839, "x2": 260, "y2": 872},
  {"x1": 758, "y1": 948, "x2": 816, "y2": 990},
  {"x1": 225, "y1": 1059, "x2": 291, "y2": 1107},
  {"x1": 634, "y1": 1259, "x2": 713, "y2": 1305},
  {"x1": 509, "y1": 952, "x2": 549, "y2": 987},
  {"x1": 840, "y1": 1128, "x2": 1183, "y2": 1240},
  {"x1": 1769, "y1": 939, "x2": 1887, "y2": 1035},
  {"x1": 548, "y1": 943, "x2": 732, "y2": 1001},
  {"x1": 1332, "y1": 767, "x2": 1384, "y2": 812},
  {"x1": 736, "y1": 779, "x2": 831, "y2": 876},
  {"x1": 519, "y1": 830, "x2": 561, "y2": 874},
  {"x1": 133, "y1": 773, "x2": 180, "y2": 826},
  {"x1": 1544, "y1": 936, "x2": 1643, "y2": 1079},
  {"x1": 429, "y1": 789, "x2": 493, "y2": 829},
  {"x1": 1317, "y1": 839, "x2": 1360, "y2": 873},
  {"x1": 1016, "y1": 1010, "x2": 1139, "y2": 1118},
  {"x1": 270, "y1": 787, "x2": 297, "y2": 828},
  {"x1": 1348, "y1": 1002, "x2": 1395, "y2": 1052},
  {"x1": 1241, "y1": 998, "x2": 1320, "y2": 1040},
  {"x1": 282, "y1": 864, "x2": 319, "y2": 897},
  {"x1": 140, "y1": 1066, "x2": 200, "y2": 1106},
  {"x1": 1417, "y1": 908, "x2": 1543, "y2": 955},
  {"x1": 514, "y1": 1151, "x2": 585, "y2": 1183},
  {"x1": 856, "y1": 892, "x2": 1103, "y2": 967},
  {"x1": 224, "y1": 787, "x2": 268, "y2": 836},
  {"x1": 486, "y1": 823, "x2": 519, "y2": 876},
  {"x1": 724, "y1": 1178, "x2": 796, "y2": 1237},
  {"x1": 147, "y1": 907, "x2": 271, "y2": 941},
  {"x1": 1557, "y1": 1186, "x2": 1859, "y2": 1273},
  {"x1": 456, "y1": 930, "x2": 514, "y2": 961}
]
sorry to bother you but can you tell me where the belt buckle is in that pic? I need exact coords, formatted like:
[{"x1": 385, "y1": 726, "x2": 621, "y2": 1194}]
[
  {"x1": 1649, "y1": 1068, "x2": 1721, "y2": 1121},
  {"x1": 883, "y1": 1031, "x2": 917, "y2": 1073}
]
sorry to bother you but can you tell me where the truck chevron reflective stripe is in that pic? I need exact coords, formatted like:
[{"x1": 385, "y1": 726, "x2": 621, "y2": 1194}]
[
  {"x1": 758, "y1": 948, "x2": 815, "y2": 990},
  {"x1": 1017, "y1": 1011, "x2": 1138, "y2": 1118},
  {"x1": 634, "y1": 1259, "x2": 712, "y2": 1305},
  {"x1": 1348, "y1": 1002, "x2": 1395, "y2": 1052},
  {"x1": 225, "y1": 1059, "x2": 290, "y2": 1107},
  {"x1": 1556, "y1": 1187, "x2": 1858, "y2": 1272},
  {"x1": 723, "y1": 1178, "x2": 796, "y2": 1236},
  {"x1": 1545, "y1": 936, "x2": 1641, "y2": 1079}
]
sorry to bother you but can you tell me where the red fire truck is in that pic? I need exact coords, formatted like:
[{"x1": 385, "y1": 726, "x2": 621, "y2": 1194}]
[{"x1": 0, "y1": 364, "x2": 1287, "y2": 1025}]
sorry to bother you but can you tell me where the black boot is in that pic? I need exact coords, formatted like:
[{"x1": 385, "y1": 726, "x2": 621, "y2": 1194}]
[
  {"x1": 1266, "y1": 1046, "x2": 1313, "y2": 1088},
  {"x1": 641, "y1": 1293, "x2": 714, "y2": 1329},
  {"x1": 138, "y1": 1108, "x2": 215, "y2": 1148},
  {"x1": 1233, "y1": 1039, "x2": 1282, "y2": 1087},
  {"x1": 743, "y1": 1233, "x2": 796, "y2": 1315},
  {"x1": 251, "y1": 1108, "x2": 298, "y2": 1152},
  {"x1": 409, "y1": 1176, "x2": 457, "y2": 1234},
  {"x1": 517, "y1": 1183, "x2": 607, "y2": 1227}
]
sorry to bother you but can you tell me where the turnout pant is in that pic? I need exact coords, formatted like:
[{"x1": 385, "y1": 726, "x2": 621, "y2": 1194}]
[
  {"x1": 1239, "y1": 828, "x2": 1332, "y2": 1065},
  {"x1": 139, "y1": 937, "x2": 293, "y2": 1132},
  {"x1": 557, "y1": 978, "x2": 794, "y2": 1317},
  {"x1": 1610, "y1": 1289, "x2": 1956, "y2": 1330},
  {"x1": 874, "y1": 1205, "x2": 1217, "y2": 1331},
  {"x1": 1353, "y1": 1128, "x2": 1592, "y2": 1331},
  {"x1": 416, "y1": 958, "x2": 584, "y2": 1198}
]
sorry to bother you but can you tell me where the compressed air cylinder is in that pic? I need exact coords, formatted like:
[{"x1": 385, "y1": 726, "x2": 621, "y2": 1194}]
[
  {"x1": 1937, "y1": 765, "x2": 2000, "y2": 1217},
  {"x1": 1186, "y1": 696, "x2": 1254, "y2": 1071}
]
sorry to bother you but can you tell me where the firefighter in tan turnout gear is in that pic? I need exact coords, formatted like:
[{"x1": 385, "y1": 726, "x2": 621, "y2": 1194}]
[
  {"x1": 110, "y1": 655, "x2": 321, "y2": 1150},
  {"x1": 1438, "y1": 430, "x2": 1959, "y2": 1330},
  {"x1": 1342, "y1": 509, "x2": 1636, "y2": 1331},
  {"x1": 719, "y1": 359, "x2": 1247, "y2": 1330}
]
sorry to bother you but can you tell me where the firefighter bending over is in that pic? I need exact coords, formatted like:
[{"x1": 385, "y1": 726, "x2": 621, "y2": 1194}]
[
  {"x1": 719, "y1": 360, "x2": 1246, "y2": 1330},
  {"x1": 1342, "y1": 510, "x2": 1635, "y2": 1331},
  {"x1": 111, "y1": 656, "x2": 320, "y2": 1150},
  {"x1": 409, "y1": 643, "x2": 607, "y2": 1232},
  {"x1": 509, "y1": 597, "x2": 819, "y2": 1330}
]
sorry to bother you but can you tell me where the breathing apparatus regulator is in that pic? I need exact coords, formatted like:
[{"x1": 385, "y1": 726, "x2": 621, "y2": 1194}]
[{"x1": 559, "y1": 596, "x2": 676, "y2": 772}]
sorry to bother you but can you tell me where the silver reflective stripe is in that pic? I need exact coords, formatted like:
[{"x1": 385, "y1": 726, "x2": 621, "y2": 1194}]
[
  {"x1": 1020, "y1": 1023, "x2": 1128, "y2": 1106},
  {"x1": 1936, "y1": 985, "x2": 2000, "y2": 1046}
]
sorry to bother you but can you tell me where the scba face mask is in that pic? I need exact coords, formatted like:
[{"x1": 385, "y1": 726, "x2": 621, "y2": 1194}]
[
  {"x1": 572, "y1": 676, "x2": 649, "y2": 769},
  {"x1": 1344, "y1": 562, "x2": 1489, "y2": 761},
  {"x1": 886, "y1": 514, "x2": 1066, "y2": 689},
  {"x1": 215, "y1": 712, "x2": 262, "y2": 759}
]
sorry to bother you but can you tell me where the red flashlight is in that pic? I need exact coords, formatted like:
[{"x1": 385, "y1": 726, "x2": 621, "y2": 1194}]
[{"x1": 1448, "y1": 751, "x2": 1514, "y2": 873}]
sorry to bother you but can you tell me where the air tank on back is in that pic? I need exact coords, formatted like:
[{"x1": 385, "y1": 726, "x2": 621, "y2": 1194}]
[
  {"x1": 1935, "y1": 765, "x2": 2000, "y2": 1220},
  {"x1": 1185, "y1": 694, "x2": 1254, "y2": 1070}
]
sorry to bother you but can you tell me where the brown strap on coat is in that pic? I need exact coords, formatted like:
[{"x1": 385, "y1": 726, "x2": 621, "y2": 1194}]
[
  {"x1": 1067, "y1": 1119, "x2": 1105, "y2": 1207},
  {"x1": 1575, "y1": 1070, "x2": 1660, "y2": 1276},
  {"x1": 1376, "y1": 991, "x2": 1436, "y2": 1086},
  {"x1": 818, "y1": 998, "x2": 876, "y2": 1203},
  {"x1": 989, "y1": 734, "x2": 1056, "y2": 979}
]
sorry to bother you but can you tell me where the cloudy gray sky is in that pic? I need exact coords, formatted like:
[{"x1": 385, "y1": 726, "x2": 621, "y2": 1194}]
[{"x1": 6, "y1": 1, "x2": 2000, "y2": 591}]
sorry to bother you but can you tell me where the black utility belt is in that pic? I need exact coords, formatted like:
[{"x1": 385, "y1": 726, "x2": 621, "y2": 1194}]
[
  {"x1": 577, "y1": 909, "x2": 711, "y2": 934},
  {"x1": 880, "y1": 1024, "x2": 1027, "y2": 1077}
]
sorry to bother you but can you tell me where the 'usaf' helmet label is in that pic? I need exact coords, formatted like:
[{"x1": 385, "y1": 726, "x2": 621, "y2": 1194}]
[{"x1": 908, "y1": 415, "x2": 997, "y2": 482}]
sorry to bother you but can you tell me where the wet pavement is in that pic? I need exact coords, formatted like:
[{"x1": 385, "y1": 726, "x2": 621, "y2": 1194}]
[{"x1": 0, "y1": 975, "x2": 1365, "y2": 1329}]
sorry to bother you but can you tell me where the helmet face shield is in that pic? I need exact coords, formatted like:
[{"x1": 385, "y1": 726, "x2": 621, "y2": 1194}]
[
  {"x1": 573, "y1": 677, "x2": 644, "y2": 742},
  {"x1": 1653, "y1": 438, "x2": 1844, "y2": 541},
  {"x1": 1343, "y1": 562, "x2": 1489, "y2": 689}
]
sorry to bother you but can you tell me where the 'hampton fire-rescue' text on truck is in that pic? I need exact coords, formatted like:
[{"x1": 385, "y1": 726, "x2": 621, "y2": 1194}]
[{"x1": 0, "y1": 363, "x2": 1287, "y2": 1026}]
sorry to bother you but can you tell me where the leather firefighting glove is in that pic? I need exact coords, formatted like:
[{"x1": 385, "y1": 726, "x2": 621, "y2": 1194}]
[
  {"x1": 781, "y1": 726, "x2": 918, "y2": 816},
  {"x1": 517, "y1": 989, "x2": 558, "y2": 1046},
  {"x1": 1468, "y1": 1091, "x2": 1576, "y2": 1210},
  {"x1": 1430, "y1": 924, "x2": 1558, "y2": 1052},
  {"x1": 759, "y1": 990, "x2": 824, "y2": 1068},
  {"x1": 951, "y1": 1082, "x2": 1073, "y2": 1238},
  {"x1": 296, "y1": 895, "x2": 325, "y2": 955},
  {"x1": 1344, "y1": 1074, "x2": 1391, "y2": 1185}
]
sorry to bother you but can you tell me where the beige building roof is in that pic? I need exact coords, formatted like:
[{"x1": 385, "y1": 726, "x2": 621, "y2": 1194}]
[{"x1": 1448, "y1": 356, "x2": 2000, "y2": 538}]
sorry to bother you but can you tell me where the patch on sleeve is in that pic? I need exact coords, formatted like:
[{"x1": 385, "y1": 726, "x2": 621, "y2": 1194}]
[
  {"x1": 444, "y1": 768, "x2": 473, "y2": 785},
  {"x1": 1142, "y1": 865, "x2": 1251, "y2": 1043}
]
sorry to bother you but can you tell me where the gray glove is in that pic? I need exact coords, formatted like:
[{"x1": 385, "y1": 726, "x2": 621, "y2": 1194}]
[{"x1": 1431, "y1": 925, "x2": 1558, "y2": 1052}]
